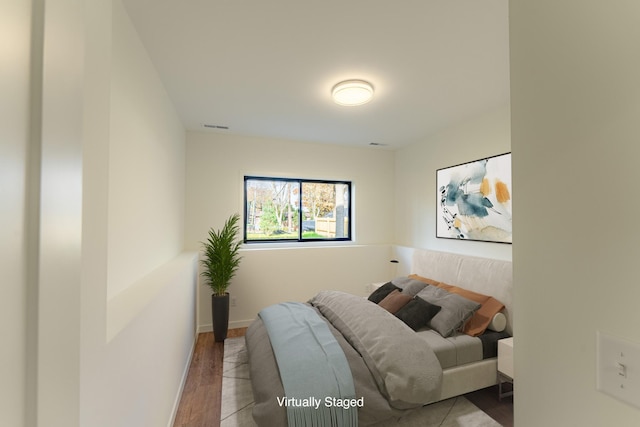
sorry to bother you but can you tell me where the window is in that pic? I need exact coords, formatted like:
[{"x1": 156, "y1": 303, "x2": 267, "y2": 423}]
[{"x1": 244, "y1": 176, "x2": 352, "y2": 243}]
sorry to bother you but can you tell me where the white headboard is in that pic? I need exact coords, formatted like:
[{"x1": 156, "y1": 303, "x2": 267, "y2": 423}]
[{"x1": 412, "y1": 249, "x2": 513, "y2": 335}]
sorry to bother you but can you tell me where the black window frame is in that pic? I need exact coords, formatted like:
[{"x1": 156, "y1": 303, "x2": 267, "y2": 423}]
[{"x1": 243, "y1": 176, "x2": 352, "y2": 243}]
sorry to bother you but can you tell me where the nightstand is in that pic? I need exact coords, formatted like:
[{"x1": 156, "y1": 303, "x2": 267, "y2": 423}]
[{"x1": 497, "y1": 337, "x2": 514, "y2": 399}]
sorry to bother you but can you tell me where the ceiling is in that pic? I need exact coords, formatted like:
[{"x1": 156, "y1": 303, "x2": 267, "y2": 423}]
[{"x1": 122, "y1": 0, "x2": 510, "y2": 149}]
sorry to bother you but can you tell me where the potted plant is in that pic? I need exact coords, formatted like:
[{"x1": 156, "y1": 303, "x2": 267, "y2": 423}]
[{"x1": 200, "y1": 213, "x2": 243, "y2": 342}]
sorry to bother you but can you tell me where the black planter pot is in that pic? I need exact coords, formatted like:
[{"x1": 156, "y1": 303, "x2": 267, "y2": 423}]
[{"x1": 211, "y1": 293, "x2": 230, "y2": 342}]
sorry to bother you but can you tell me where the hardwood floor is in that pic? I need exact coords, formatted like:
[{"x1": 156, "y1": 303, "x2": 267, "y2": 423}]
[
  {"x1": 173, "y1": 329, "x2": 513, "y2": 427},
  {"x1": 173, "y1": 332, "x2": 223, "y2": 427},
  {"x1": 173, "y1": 329, "x2": 246, "y2": 427},
  {"x1": 466, "y1": 383, "x2": 514, "y2": 427}
]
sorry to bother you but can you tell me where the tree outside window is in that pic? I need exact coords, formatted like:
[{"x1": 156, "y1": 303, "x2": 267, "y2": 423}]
[{"x1": 244, "y1": 177, "x2": 351, "y2": 242}]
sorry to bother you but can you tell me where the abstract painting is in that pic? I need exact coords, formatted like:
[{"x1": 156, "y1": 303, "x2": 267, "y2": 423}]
[{"x1": 436, "y1": 153, "x2": 512, "y2": 243}]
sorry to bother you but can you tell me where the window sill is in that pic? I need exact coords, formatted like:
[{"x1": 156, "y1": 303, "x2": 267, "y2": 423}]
[{"x1": 240, "y1": 240, "x2": 361, "y2": 251}]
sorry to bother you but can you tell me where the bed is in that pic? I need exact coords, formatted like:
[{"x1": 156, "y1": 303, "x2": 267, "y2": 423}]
[{"x1": 245, "y1": 249, "x2": 513, "y2": 426}]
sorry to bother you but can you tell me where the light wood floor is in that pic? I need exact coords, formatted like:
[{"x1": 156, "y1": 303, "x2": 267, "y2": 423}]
[{"x1": 173, "y1": 329, "x2": 513, "y2": 427}]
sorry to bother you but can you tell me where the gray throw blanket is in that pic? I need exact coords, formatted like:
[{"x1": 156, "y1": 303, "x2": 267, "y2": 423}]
[{"x1": 259, "y1": 302, "x2": 358, "y2": 426}]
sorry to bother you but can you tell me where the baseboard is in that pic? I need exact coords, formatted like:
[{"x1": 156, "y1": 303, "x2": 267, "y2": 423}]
[
  {"x1": 197, "y1": 318, "x2": 255, "y2": 334},
  {"x1": 230, "y1": 318, "x2": 255, "y2": 329},
  {"x1": 167, "y1": 331, "x2": 198, "y2": 427},
  {"x1": 197, "y1": 323, "x2": 212, "y2": 334}
]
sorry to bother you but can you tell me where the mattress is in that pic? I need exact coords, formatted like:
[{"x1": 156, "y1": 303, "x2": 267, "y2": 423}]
[{"x1": 417, "y1": 328, "x2": 509, "y2": 369}]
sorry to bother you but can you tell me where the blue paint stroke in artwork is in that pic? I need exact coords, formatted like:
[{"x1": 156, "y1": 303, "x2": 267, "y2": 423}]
[
  {"x1": 459, "y1": 193, "x2": 492, "y2": 217},
  {"x1": 442, "y1": 159, "x2": 493, "y2": 216}
]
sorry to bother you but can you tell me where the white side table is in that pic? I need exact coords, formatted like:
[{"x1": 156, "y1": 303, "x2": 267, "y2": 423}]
[{"x1": 497, "y1": 337, "x2": 514, "y2": 399}]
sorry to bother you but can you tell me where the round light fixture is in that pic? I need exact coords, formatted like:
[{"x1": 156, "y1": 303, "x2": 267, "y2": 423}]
[{"x1": 331, "y1": 79, "x2": 374, "y2": 106}]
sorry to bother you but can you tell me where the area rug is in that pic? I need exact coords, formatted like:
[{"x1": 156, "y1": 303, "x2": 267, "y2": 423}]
[{"x1": 221, "y1": 337, "x2": 501, "y2": 427}]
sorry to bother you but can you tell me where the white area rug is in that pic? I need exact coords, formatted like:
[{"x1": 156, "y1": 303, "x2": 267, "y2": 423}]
[
  {"x1": 221, "y1": 336, "x2": 255, "y2": 426},
  {"x1": 221, "y1": 337, "x2": 501, "y2": 427}
]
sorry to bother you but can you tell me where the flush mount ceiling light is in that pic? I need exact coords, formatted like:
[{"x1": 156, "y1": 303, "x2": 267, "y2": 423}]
[{"x1": 331, "y1": 79, "x2": 374, "y2": 106}]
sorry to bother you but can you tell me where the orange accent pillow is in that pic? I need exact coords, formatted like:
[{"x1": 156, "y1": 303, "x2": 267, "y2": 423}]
[
  {"x1": 378, "y1": 289, "x2": 413, "y2": 314},
  {"x1": 409, "y1": 274, "x2": 505, "y2": 337}
]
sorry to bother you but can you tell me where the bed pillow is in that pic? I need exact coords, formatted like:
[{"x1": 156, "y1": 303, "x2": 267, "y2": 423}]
[
  {"x1": 487, "y1": 312, "x2": 507, "y2": 332},
  {"x1": 408, "y1": 274, "x2": 440, "y2": 287},
  {"x1": 432, "y1": 282, "x2": 505, "y2": 337},
  {"x1": 416, "y1": 286, "x2": 481, "y2": 338},
  {"x1": 462, "y1": 295, "x2": 505, "y2": 336},
  {"x1": 389, "y1": 276, "x2": 428, "y2": 297},
  {"x1": 410, "y1": 274, "x2": 506, "y2": 337},
  {"x1": 368, "y1": 281, "x2": 400, "y2": 303},
  {"x1": 401, "y1": 280, "x2": 428, "y2": 297},
  {"x1": 378, "y1": 289, "x2": 413, "y2": 314},
  {"x1": 395, "y1": 297, "x2": 442, "y2": 331}
]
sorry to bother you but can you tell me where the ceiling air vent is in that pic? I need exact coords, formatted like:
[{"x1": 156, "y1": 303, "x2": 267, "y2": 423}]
[{"x1": 203, "y1": 124, "x2": 229, "y2": 130}]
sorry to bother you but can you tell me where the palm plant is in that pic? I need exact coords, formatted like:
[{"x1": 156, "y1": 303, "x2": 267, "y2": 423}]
[{"x1": 201, "y1": 213, "x2": 243, "y2": 296}]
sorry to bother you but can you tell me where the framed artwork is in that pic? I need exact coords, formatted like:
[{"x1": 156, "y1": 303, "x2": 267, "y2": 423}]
[{"x1": 436, "y1": 152, "x2": 512, "y2": 243}]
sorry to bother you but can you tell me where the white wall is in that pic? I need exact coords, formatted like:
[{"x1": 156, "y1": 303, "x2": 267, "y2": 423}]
[
  {"x1": 37, "y1": 0, "x2": 85, "y2": 423},
  {"x1": 511, "y1": 1, "x2": 640, "y2": 425},
  {"x1": 394, "y1": 105, "x2": 512, "y2": 262},
  {"x1": 185, "y1": 132, "x2": 396, "y2": 328},
  {"x1": 0, "y1": 1, "x2": 33, "y2": 425},
  {"x1": 79, "y1": 2, "x2": 194, "y2": 427},
  {"x1": 107, "y1": 0, "x2": 186, "y2": 299},
  {"x1": 5, "y1": 1, "x2": 196, "y2": 426}
]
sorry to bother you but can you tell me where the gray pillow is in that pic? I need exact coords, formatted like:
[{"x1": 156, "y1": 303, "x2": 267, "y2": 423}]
[
  {"x1": 416, "y1": 286, "x2": 481, "y2": 337},
  {"x1": 391, "y1": 277, "x2": 428, "y2": 297}
]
